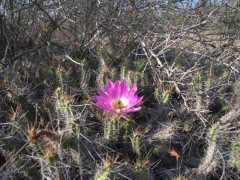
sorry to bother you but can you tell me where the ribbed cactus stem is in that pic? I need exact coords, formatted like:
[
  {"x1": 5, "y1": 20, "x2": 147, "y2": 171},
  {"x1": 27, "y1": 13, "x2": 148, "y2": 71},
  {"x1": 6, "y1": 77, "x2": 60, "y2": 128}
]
[
  {"x1": 95, "y1": 166, "x2": 111, "y2": 180},
  {"x1": 134, "y1": 160, "x2": 150, "y2": 180},
  {"x1": 104, "y1": 120, "x2": 112, "y2": 140},
  {"x1": 120, "y1": 65, "x2": 126, "y2": 80},
  {"x1": 95, "y1": 160, "x2": 112, "y2": 180},
  {"x1": 195, "y1": 71, "x2": 203, "y2": 90},
  {"x1": 196, "y1": 124, "x2": 219, "y2": 176},
  {"x1": 162, "y1": 90, "x2": 170, "y2": 104},
  {"x1": 122, "y1": 121, "x2": 132, "y2": 142},
  {"x1": 132, "y1": 133, "x2": 141, "y2": 155},
  {"x1": 104, "y1": 119, "x2": 118, "y2": 140},
  {"x1": 104, "y1": 118, "x2": 133, "y2": 141},
  {"x1": 232, "y1": 140, "x2": 240, "y2": 170},
  {"x1": 209, "y1": 125, "x2": 218, "y2": 143}
]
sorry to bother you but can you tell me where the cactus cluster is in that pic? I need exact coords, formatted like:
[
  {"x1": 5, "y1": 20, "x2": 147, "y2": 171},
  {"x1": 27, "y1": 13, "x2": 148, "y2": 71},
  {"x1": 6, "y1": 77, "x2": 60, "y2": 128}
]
[{"x1": 1, "y1": 1, "x2": 240, "y2": 179}]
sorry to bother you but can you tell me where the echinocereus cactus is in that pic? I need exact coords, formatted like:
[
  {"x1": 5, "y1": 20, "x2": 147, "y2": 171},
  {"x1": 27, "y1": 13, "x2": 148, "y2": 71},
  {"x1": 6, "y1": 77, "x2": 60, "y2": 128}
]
[{"x1": 94, "y1": 80, "x2": 143, "y2": 118}]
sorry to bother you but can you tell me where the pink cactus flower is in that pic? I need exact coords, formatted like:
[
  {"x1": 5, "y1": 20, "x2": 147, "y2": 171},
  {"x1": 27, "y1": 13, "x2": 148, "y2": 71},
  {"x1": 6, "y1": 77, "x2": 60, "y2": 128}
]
[{"x1": 94, "y1": 80, "x2": 143, "y2": 117}]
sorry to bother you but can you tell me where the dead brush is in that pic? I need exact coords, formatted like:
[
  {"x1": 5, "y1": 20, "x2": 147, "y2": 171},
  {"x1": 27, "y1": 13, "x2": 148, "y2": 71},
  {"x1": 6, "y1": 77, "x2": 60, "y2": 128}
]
[
  {"x1": 0, "y1": 0, "x2": 240, "y2": 179},
  {"x1": 26, "y1": 124, "x2": 56, "y2": 144},
  {"x1": 6, "y1": 106, "x2": 21, "y2": 122}
]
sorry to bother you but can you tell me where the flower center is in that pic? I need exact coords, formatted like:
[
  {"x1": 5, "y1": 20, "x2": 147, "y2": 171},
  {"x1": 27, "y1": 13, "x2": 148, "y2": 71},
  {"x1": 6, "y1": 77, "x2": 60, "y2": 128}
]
[{"x1": 112, "y1": 99, "x2": 127, "y2": 110}]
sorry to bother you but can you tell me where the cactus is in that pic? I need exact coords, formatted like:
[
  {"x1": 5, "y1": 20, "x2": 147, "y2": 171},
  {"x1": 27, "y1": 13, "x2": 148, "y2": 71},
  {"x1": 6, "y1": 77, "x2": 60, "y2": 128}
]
[
  {"x1": 162, "y1": 89, "x2": 170, "y2": 104},
  {"x1": 195, "y1": 70, "x2": 203, "y2": 91},
  {"x1": 134, "y1": 159, "x2": 150, "y2": 180},
  {"x1": 120, "y1": 65, "x2": 127, "y2": 80},
  {"x1": 54, "y1": 87, "x2": 78, "y2": 137},
  {"x1": 95, "y1": 162, "x2": 111, "y2": 180},
  {"x1": 209, "y1": 124, "x2": 218, "y2": 143},
  {"x1": 95, "y1": 155, "x2": 119, "y2": 180},
  {"x1": 229, "y1": 140, "x2": 240, "y2": 170},
  {"x1": 104, "y1": 119, "x2": 118, "y2": 141},
  {"x1": 1, "y1": 3, "x2": 240, "y2": 179},
  {"x1": 131, "y1": 131, "x2": 142, "y2": 156},
  {"x1": 104, "y1": 117, "x2": 133, "y2": 142}
]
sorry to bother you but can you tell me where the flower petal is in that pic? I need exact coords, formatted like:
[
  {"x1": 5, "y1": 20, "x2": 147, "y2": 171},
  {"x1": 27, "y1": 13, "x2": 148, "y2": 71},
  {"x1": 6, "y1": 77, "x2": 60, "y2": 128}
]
[
  {"x1": 113, "y1": 81, "x2": 120, "y2": 99},
  {"x1": 97, "y1": 89, "x2": 109, "y2": 98},
  {"x1": 128, "y1": 84, "x2": 137, "y2": 98},
  {"x1": 128, "y1": 96, "x2": 143, "y2": 108},
  {"x1": 124, "y1": 107, "x2": 141, "y2": 113},
  {"x1": 120, "y1": 80, "x2": 128, "y2": 98}
]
